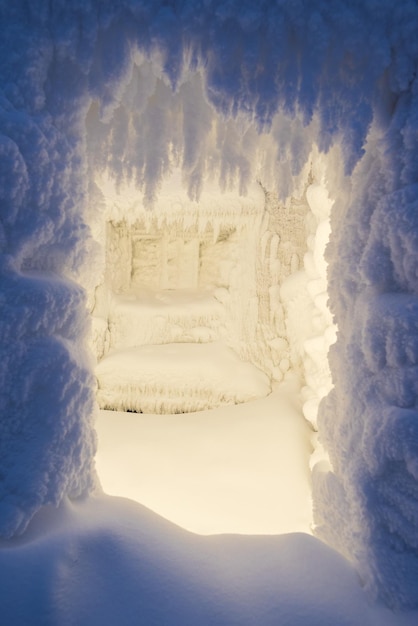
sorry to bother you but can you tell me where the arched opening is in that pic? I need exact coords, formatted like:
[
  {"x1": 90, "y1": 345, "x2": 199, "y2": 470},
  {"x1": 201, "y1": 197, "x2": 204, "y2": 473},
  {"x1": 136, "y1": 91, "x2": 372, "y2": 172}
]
[
  {"x1": 2, "y1": 2, "x2": 418, "y2": 614},
  {"x1": 81, "y1": 60, "x2": 339, "y2": 535}
]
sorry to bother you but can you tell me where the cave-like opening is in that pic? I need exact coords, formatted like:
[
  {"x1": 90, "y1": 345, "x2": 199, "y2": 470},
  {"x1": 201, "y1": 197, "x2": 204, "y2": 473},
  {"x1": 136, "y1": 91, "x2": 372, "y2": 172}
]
[
  {"x1": 83, "y1": 61, "x2": 338, "y2": 534},
  {"x1": 4, "y1": 1, "x2": 418, "y2": 611}
]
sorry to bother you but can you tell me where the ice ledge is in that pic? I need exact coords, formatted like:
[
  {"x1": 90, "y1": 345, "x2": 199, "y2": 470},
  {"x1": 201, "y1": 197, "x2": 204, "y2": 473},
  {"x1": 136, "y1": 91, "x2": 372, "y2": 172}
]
[{"x1": 96, "y1": 342, "x2": 271, "y2": 414}]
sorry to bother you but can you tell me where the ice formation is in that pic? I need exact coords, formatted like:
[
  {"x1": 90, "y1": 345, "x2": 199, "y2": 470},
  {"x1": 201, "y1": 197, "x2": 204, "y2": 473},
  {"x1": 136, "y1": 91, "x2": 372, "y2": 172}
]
[
  {"x1": 1, "y1": 0, "x2": 418, "y2": 611},
  {"x1": 96, "y1": 342, "x2": 271, "y2": 414}
]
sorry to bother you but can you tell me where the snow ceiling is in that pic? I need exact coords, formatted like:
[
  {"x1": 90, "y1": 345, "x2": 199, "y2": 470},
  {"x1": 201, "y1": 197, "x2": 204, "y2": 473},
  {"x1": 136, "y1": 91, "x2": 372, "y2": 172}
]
[{"x1": 1, "y1": 0, "x2": 418, "y2": 610}]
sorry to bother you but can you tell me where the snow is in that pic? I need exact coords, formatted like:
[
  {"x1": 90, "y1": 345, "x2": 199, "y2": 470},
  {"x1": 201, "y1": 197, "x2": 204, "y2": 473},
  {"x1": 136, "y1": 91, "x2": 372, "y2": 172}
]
[
  {"x1": 0, "y1": 494, "x2": 416, "y2": 626},
  {"x1": 316, "y1": 125, "x2": 418, "y2": 608},
  {"x1": 106, "y1": 289, "x2": 225, "y2": 350},
  {"x1": 95, "y1": 389, "x2": 311, "y2": 535},
  {"x1": 2, "y1": 0, "x2": 418, "y2": 619},
  {"x1": 0, "y1": 270, "x2": 97, "y2": 538},
  {"x1": 96, "y1": 342, "x2": 271, "y2": 413}
]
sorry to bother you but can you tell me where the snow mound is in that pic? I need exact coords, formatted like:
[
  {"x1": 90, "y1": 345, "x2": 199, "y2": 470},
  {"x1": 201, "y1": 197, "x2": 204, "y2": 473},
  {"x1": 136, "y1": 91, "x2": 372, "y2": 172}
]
[
  {"x1": 108, "y1": 289, "x2": 225, "y2": 349},
  {"x1": 96, "y1": 342, "x2": 271, "y2": 413}
]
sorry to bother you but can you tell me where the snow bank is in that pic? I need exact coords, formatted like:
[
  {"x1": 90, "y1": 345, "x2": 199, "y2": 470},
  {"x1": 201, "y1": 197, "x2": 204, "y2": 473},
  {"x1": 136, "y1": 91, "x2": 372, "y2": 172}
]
[
  {"x1": 1, "y1": 495, "x2": 414, "y2": 626},
  {"x1": 2, "y1": 0, "x2": 418, "y2": 611},
  {"x1": 315, "y1": 123, "x2": 418, "y2": 609},
  {"x1": 95, "y1": 390, "x2": 312, "y2": 535},
  {"x1": 0, "y1": 270, "x2": 97, "y2": 538}
]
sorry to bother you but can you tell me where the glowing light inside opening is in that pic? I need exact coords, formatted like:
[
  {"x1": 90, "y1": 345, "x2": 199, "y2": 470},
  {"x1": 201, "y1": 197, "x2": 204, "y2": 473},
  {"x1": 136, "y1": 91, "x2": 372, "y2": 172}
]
[{"x1": 91, "y1": 169, "x2": 335, "y2": 535}]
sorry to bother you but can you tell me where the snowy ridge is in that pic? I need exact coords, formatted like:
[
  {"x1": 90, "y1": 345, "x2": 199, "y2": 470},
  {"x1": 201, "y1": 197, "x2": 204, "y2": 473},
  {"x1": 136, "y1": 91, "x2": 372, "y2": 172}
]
[
  {"x1": 96, "y1": 342, "x2": 271, "y2": 414},
  {"x1": 107, "y1": 289, "x2": 225, "y2": 350},
  {"x1": 316, "y1": 127, "x2": 418, "y2": 608},
  {"x1": 2, "y1": 496, "x2": 412, "y2": 626}
]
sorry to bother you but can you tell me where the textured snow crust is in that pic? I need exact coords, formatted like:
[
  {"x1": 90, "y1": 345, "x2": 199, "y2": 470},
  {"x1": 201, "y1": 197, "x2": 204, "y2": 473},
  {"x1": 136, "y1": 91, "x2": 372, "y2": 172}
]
[
  {"x1": 95, "y1": 389, "x2": 312, "y2": 535},
  {"x1": 96, "y1": 342, "x2": 271, "y2": 414},
  {"x1": 107, "y1": 290, "x2": 225, "y2": 350},
  {"x1": 1, "y1": 0, "x2": 418, "y2": 612},
  {"x1": 316, "y1": 159, "x2": 418, "y2": 607}
]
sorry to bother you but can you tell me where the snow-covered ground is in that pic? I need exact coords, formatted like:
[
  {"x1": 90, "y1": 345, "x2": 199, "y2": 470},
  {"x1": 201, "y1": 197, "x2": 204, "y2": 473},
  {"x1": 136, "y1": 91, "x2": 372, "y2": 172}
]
[
  {"x1": 95, "y1": 388, "x2": 312, "y2": 535},
  {"x1": 1, "y1": 493, "x2": 416, "y2": 626}
]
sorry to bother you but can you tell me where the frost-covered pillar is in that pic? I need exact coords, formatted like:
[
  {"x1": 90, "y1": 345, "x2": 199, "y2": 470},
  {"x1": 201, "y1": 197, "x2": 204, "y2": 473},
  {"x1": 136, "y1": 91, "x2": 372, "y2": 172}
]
[
  {"x1": 0, "y1": 0, "x2": 149, "y2": 537},
  {"x1": 0, "y1": 8, "x2": 100, "y2": 537},
  {"x1": 314, "y1": 82, "x2": 418, "y2": 608},
  {"x1": 0, "y1": 270, "x2": 97, "y2": 537}
]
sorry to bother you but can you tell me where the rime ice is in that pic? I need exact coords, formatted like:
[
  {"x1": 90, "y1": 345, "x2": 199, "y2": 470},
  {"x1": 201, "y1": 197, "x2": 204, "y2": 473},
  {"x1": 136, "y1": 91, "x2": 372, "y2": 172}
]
[{"x1": 1, "y1": 0, "x2": 418, "y2": 616}]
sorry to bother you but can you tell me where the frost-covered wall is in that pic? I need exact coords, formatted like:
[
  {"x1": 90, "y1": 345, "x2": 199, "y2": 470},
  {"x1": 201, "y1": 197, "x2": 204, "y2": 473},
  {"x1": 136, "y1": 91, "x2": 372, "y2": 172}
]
[
  {"x1": 90, "y1": 174, "x2": 310, "y2": 389},
  {"x1": 1, "y1": 0, "x2": 418, "y2": 609},
  {"x1": 314, "y1": 120, "x2": 418, "y2": 607}
]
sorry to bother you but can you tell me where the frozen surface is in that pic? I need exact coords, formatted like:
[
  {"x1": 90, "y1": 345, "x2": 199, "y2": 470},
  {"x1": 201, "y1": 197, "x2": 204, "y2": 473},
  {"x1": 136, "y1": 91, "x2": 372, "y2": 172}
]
[
  {"x1": 96, "y1": 342, "x2": 271, "y2": 413},
  {"x1": 0, "y1": 494, "x2": 416, "y2": 626},
  {"x1": 108, "y1": 289, "x2": 225, "y2": 349},
  {"x1": 95, "y1": 389, "x2": 312, "y2": 535},
  {"x1": 2, "y1": 0, "x2": 418, "y2": 613},
  {"x1": 315, "y1": 134, "x2": 418, "y2": 607}
]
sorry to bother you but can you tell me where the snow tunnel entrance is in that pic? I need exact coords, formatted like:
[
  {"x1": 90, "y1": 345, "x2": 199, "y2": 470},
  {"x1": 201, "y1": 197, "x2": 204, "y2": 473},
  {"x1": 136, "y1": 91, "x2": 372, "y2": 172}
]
[
  {"x1": 5, "y1": 3, "x2": 418, "y2": 609},
  {"x1": 92, "y1": 191, "x2": 274, "y2": 415},
  {"x1": 85, "y1": 62, "x2": 338, "y2": 535},
  {"x1": 89, "y1": 165, "x2": 336, "y2": 535}
]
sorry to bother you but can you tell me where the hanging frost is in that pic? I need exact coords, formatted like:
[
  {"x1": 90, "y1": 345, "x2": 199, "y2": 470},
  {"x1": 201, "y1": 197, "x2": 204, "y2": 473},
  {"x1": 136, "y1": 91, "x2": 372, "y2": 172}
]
[{"x1": 2, "y1": 2, "x2": 418, "y2": 612}]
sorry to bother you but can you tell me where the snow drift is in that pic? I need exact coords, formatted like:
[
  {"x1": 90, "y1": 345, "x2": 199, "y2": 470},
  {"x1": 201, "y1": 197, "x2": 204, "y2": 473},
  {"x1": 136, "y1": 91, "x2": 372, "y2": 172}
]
[
  {"x1": 1, "y1": 0, "x2": 418, "y2": 610},
  {"x1": 1, "y1": 495, "x2": 410, "y2": 626}
]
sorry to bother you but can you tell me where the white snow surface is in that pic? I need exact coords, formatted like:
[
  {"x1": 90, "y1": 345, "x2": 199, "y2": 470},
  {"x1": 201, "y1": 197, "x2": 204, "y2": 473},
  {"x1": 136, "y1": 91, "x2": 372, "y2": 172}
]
[
  {"x1": 95, "y1": 389, "x2": 311, "y2": 535},
  {"x1": 2, "y1": 0, "x2": 418, "y2": 615},
  {"x1": 96, "y1": 342, "x2": 271, "y2": 413},
  {"x1": 107, "y1": 289, "x2": 226, "y2": 349},
  {"x1": 0, "y1": 494, "x2": 416, "y2": 626}
]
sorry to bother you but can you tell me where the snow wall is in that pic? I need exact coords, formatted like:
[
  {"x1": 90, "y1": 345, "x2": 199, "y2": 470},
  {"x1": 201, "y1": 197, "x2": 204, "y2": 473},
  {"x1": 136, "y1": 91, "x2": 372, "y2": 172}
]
[{"x1": 1, "y1": 0, "x2": 418, "y2": 610}]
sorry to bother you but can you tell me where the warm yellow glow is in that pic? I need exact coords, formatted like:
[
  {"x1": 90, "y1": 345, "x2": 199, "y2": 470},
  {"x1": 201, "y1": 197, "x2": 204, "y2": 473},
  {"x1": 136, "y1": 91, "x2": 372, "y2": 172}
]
[{"x1": 95, "y1": 390, "x2": 313, "y2": 536}]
